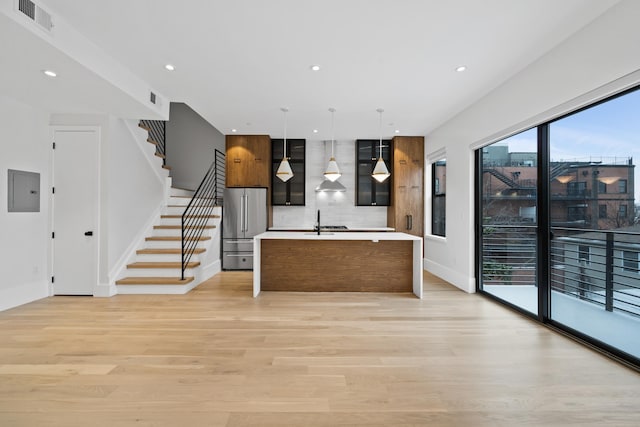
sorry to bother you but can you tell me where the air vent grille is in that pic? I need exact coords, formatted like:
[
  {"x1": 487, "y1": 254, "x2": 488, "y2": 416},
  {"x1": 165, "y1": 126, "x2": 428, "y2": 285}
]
[
  {"x1": 35, "y1": 7, "x2": 53, "y2": 31},
  {"x1": 18, "y1": 0, "x2": 35, "y2": 19},
  {"x1": 150, "y1": 92, "x2": 157, "y2": 104},
  {"x1": 17, "y1": 0, "x2": 53, "y2": 32}
]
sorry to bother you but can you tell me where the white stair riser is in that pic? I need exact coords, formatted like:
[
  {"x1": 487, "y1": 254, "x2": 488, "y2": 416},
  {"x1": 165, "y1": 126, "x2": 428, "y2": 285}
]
[
  {"x1": 170, "y1": 188, "x2": 195, "y2": 197},
  {"x1": 124, "y1": 268, "x2": 195, "y2": 277},
  {"x1": 151, "y1": 228, "x2": 217, "y2": 237},
  {"x1": 158, "y1": 217, "x2": 218, "y2": 226},
  {"x1": 136, "y1": 253, "x2": 201, "y2": 263},
  {"x1": 168, "y1": 197, "x2": 216, "y2": 206},
  {"x1": 164, "y1": 205, "x2": 221, "y2": 214},
  {"x1": 144, "y1": 240, "x2": 209, "y2": 249},
  {"x1": 117, "y1": 284, "x2": 194, "y2": 295}
]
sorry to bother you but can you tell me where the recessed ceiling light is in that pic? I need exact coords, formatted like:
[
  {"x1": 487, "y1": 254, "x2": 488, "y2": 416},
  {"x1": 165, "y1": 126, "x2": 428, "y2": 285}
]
[
  {"x1": 231, "y1": 129, "x2": 237, "y2": 133},
  {"x1": 165, "y1": 64, "x2": 175, "y2": 71},
  {"x1": 456, "y1": 65, "x2": 467, "y2": 72},
  {"x1": 395, "y1": 129, "x2": 400, "y2": 134},
  {"x1": 313, "y1": 129, "x2": 319, "y2": 133},
  {"x1": 310, "y1": 65, "x2": 321, "y2": 71},
  {"x1": 43, "y1": 70, "x2": 57, "y2": 77}
]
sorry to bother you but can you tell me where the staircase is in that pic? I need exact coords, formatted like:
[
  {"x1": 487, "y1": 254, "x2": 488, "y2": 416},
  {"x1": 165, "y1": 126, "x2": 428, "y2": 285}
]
[
  {"x1": 115, "y1": 188, "x2": 221, "y2": 294},
  {"x1": 113, "y1": 120, "x2": 224, "y2": 295}
]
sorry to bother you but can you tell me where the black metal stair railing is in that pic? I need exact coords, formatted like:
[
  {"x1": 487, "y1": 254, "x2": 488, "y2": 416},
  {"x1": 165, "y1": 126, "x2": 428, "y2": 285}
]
[
  {"x1": 214, "y1": 149, "x2": 225, "y2": 206},
  {"x1": 139, "y1": 120, "x2": 166, "y2": 165},
  {"x1": 181, "y1": 149, "x2": 225, "y2": 279}
]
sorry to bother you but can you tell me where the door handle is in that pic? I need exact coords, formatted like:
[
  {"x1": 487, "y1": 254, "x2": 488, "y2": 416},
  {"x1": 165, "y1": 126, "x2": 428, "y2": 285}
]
[
  {"x1": 84, "y1": 231, "x2": 93, "y2": 236},
  {"x1": 408, "y1": 215, "x2": 413, "y2": 230}
]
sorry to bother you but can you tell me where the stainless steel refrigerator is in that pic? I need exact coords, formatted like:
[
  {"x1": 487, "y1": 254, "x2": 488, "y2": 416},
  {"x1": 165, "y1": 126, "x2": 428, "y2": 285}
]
[{"x1": 222, "y1": 188, "x2": 268, "y2": 270}]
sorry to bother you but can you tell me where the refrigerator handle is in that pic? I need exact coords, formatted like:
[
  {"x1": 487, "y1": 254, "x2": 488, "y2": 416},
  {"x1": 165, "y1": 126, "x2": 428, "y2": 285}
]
[
  {"x1": 244, "y1": 193, "x2": 249, "y2": 232},
  {"x1": 240, "y1": 193, "x2": 245, "y2": 232}
]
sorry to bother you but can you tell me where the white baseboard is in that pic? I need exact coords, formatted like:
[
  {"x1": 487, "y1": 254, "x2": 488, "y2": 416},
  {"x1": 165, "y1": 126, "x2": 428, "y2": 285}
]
[
  {"x1": 0, "y1": 281, "x2": 49, "y2": 312},
  {"x1": 94, "y1": 282, "x2": 117, "y2": 297},
  {"x1": 200, "y1": 259, "x2": 221, "y2": 282},
  {"x1": 423, "y1": 259, "x2": 476, "y2": 293}
]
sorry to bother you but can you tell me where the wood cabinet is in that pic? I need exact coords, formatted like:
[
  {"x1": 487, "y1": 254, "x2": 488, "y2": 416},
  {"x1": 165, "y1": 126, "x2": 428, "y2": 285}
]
[
  {"x1": 225, "y1": 135, "x2": 271, "y2": 187},
  {"x1": 271, "y1": 139, "x2": 305, "y2": 206},
  {"x1": 387, "y1": 136, "x2": 424, "y2": 237}
]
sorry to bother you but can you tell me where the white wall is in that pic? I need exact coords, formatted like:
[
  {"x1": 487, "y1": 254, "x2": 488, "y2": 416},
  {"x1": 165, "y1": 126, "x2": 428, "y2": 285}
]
[
  {"x1": 424, "y1": 0, "x2": 640, "y2": 292},
  {"x1": 106, "y1": 117, "x2": 166, "y2": 284},
  {"x1": 0, "y1": 96, "x2": 51, "y2": 310},
  {"x1": 165, "y1": 103, "x2": 225, "y2": 191},
  {"x1": 272, "y1": 139, "x2": 387, "y2": 228}
]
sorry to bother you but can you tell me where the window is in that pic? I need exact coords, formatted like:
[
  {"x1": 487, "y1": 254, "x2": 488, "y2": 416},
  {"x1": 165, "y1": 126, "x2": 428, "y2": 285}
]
[
  {"x1": 623, "y1": 251, "x2": 639, "y2": 273},
  {"x1": 567, "y1": 181, "x2": 587, "y2": 197},
  {"x1": 432, "y1": 159, "x2": 446, "y2": 237},
  {"x1": 619, "y1": 204, "x2": 628, "y2": 218},
  {"x1": 567, "y1": 206, "x2": 586, "y2": 222},
  {"x1": 578, "y1": 245, "x2": 590, "y2": 264},
  {"x1": 618, "y1": 179, "x2": 628, "y2": 193},
  {"x1": 598, "y1": 181, "x2": 607, "y2": 193},
  {"x1": 599, "y1": 204, "x2": 607, "y2": 218}
]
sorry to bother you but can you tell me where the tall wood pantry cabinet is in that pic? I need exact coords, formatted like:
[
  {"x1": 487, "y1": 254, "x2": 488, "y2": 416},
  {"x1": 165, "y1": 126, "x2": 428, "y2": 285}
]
[
  {"x1": 387, "y1": 136, "x2": 424, "y2": 237},
  {"x1": 225, "y1": 135, "x2": 271, "y2": 187}
]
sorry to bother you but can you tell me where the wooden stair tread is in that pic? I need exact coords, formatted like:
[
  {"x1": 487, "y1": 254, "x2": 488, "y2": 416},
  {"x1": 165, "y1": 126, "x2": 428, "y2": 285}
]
[
  {"x1": 153, "y1": 225, "x2": 216, "y2": 229},
  {"x1": 154, "y1": 152, "x2": 166, "y2": 159},
  {"x1": 162, "y1": 164, "x2": 172, "y2": 170},
  {"x1": 161, "y1": 214, "x2": 220, "y2": 219},
  {"x1": 138, "y1": 123, "x2": 151, "y2": 131},
  {"x1": 136, "y1": 248, "x2": 206, "y2": 255},
  {"x1": 145, "y1": 236, "x2": 211, "y2": 241},
  {"x1": 116, "y1": 277, "x2": 194, "y2": 285},
  {"x1": 127, "y1": 261, "x2": 200, "y2": 269}
]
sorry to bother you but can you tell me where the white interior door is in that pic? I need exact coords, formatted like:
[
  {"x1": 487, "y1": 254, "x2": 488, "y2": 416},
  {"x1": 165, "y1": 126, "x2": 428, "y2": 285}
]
[{"x1": 52, "y1": 129, "x2": 99, "y2": 295}]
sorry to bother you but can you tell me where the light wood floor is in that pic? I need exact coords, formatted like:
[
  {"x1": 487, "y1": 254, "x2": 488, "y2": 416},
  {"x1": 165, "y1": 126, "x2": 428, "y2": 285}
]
[{"x1": 1, "y1": 272, "x2": 639, "y2": 426}]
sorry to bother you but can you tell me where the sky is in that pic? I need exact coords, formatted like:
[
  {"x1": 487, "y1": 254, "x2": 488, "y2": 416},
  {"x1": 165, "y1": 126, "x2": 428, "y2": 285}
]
[{"x1": 501, "y1": 88, "x2": 640, "y2": 202}]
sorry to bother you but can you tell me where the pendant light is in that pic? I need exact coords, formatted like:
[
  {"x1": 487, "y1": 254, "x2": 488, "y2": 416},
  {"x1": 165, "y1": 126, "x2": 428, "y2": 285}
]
[
  {"x1": 372, "y1": 108, "x2": 390, "y2": 183},
  {"x1": 276, "y1": 107, "x2": 294, "y2": 182},
  {"x1": 323, "y1": 107, "x2": 341, "y2": 182}
]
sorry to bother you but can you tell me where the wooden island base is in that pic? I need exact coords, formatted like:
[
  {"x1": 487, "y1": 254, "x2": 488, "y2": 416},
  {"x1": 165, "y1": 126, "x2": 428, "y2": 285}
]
[{"x1": 260, "y1": 239, "x2": 413, "y2": 292}]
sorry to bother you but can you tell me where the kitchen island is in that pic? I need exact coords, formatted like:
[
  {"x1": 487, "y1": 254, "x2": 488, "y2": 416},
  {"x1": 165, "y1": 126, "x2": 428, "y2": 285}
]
[{"x1": 253, "y1": 232, "x2": 423, "y2": 298}]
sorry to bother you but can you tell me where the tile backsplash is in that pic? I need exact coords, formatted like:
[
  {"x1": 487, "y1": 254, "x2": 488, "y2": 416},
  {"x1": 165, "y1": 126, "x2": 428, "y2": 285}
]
[{"x1": 272, "y1": 139, "x2": 387, "y2": 228}]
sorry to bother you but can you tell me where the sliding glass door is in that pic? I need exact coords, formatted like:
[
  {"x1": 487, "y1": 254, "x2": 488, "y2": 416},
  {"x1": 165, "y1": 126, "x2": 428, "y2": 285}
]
[
  {"x1": 479, "y1": 128, "x2": 538, "y2": 315},
  {"x1": 549, "y1": 89, "x2": 640, "y2": 359},
  {"x1": 477, "y1": 86, "x2": 640, "y2": 364}
]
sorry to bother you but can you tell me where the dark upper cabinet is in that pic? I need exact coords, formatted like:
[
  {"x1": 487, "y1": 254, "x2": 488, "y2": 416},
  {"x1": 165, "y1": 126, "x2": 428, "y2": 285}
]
[
  {"x1": 356, "y1": 139, "x2": 391, "y2": 206},
  {"x1": 271, "y1": 139, "x2": 306, "y2": 206}
]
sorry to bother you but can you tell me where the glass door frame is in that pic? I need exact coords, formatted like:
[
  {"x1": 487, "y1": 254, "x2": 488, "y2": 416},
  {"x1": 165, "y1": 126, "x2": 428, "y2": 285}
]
[{"x1": 474, "y1": 86, "x2": 640, "y2": 368}]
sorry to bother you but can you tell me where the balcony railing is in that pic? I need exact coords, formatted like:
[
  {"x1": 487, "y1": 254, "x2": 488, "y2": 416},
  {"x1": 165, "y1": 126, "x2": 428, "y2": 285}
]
[
  {"x1": 551, "y1": 227, "x2": 640, "y2": 318},
  {"x1": 481, "y1": 225, "x2": 640, "y2": 319}
]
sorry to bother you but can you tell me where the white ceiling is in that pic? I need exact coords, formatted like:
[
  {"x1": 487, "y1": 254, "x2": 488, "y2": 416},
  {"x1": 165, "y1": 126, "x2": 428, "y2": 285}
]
[{"x1": 8, "y1": 0, "x2": 621, "y2": 140}]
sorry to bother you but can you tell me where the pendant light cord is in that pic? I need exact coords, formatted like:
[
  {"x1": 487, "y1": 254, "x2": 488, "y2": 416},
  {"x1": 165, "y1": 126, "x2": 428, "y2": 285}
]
[
  {"x1": 281, "y1": 107, "x2": 288, "y2": 158},
  {"x1": 378, "y1": 108, "x2": 384, "y2": 158},
  {"x1": 330, "y1": 108, "x2": 335, "y2": 157}
]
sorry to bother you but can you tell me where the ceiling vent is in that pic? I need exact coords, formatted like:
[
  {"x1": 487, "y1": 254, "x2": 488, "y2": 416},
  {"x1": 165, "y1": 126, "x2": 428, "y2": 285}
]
[{"x1": 17, "y1": 0, "x2": 53, "y2": 32}]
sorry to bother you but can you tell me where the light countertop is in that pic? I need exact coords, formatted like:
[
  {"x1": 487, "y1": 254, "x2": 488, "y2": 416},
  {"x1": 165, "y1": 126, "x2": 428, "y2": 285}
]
[
  {"x1": 255, "y1": 231, "x2": 421, "y2": 241},
  {"x1": 267, "y1": 227, "x2": 396, "y2": 232}
]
